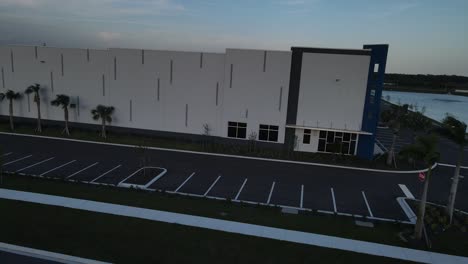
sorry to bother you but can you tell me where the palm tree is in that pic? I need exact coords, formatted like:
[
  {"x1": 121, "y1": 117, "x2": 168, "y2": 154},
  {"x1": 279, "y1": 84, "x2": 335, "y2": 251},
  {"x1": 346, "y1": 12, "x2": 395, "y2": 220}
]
[
  {"x1": 25, "y1": 83, "x2": 43, "y2": 132},
  {"x1": 51, "y1": 94, "x2": 75, "y2": 136},
  {"x1": 439, "y1": 115, "x2": 467, "y2": 223},
  {"x1": 0, "y1": 90, "x2": 21, "y2": 131},
  {"x1": 91, "y1": 105, "x2": 114, "y2": 139},
  {"x1": 402, "y1": 110, "x2": 432, "y2": 144},
  {"x1": 381, "y1": 104, "x2": 409, "y2": 167},
  {"x1": 399, "y1": 134, "x2": 439, "y2": 240}
]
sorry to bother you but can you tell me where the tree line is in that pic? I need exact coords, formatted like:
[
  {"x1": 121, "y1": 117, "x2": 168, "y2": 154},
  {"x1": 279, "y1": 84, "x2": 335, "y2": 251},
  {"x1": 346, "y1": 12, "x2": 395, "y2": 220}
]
[
  {"x1": 385, "y1": 73, "x2": 468, "y2": 90},
  {"x1": 0, "y1": 84, "x2": 114, "y2": 138}
]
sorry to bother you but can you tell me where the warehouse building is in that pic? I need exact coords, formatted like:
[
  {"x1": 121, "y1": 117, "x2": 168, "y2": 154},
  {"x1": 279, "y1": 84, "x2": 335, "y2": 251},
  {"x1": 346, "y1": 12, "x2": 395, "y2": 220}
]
[{"x1": 0, "y1": 44, "x2": 388, "y2": 160}]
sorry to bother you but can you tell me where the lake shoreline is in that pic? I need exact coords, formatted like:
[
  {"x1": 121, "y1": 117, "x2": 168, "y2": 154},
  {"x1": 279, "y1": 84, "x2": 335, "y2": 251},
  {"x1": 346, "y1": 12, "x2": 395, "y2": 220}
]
[
  {"x1": 382, "y1": 90, "x2": 468, "y2": 124},
  {"x1": 384, "y1": 87, "x2": 468, "y2": 97}
]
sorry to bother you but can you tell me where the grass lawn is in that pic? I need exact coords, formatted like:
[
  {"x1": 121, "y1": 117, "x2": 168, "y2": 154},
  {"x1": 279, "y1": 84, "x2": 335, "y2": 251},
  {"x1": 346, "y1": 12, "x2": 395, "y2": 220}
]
[
  {"x1": 1, "y1": 174, "x2": 408, "y2": 247},
  {"x1": 407, "y1": 200, "x2": 468, "y2": 257},
  {"x1": 0, "y1": 199, "x2": 414, "y2": 264}
]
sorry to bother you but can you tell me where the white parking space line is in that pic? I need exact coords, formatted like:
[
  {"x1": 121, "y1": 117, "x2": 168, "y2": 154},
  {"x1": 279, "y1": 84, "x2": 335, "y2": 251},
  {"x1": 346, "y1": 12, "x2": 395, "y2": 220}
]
[
  {"x1": 398, "y1": 184, "x2": 415, "y2": 199},
  {"x1": 174, "y1": 172, "x2": 195, "y2": 192},
  {"x1": 361, "y1": 191, "x2": 374, "y2": 217},
  {"x1": 90, "y1": 165, "x2": 122, "y2": 183},
  {"x1": 331, "y1": 188, "x2": 337, "y2": 213},
  {"x1": 203, "y1": 175, "x2": 221, "y2": 197},
  {"x1": 66, "y1": 162, "x2": 99, "y2": 179},
  {"x1": 39, "y1": 160, "x2": 76, "y2": 176},
  {"x1": 3, "y1": 155, "x2": 32, "y2": 166},
  {"x1": 16, "y1": 157, "x2": 55, "y2": 172},
  {"x1": 266, "y1": 181, "x2": 276, "y2": 204},
  {"x1": 2, "y1": 152, "x2": 13, "y2": 157},
  {"x1": 234, "y1": 178, "x2": 248, "y2": 200},
  {"x1": 300, "y1": 185, "x2": 304, "y2": 208}
]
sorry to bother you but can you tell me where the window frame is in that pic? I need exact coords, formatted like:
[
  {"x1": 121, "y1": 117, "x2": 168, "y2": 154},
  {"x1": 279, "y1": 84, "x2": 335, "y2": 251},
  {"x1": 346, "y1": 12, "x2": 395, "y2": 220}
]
[
  {"x1": 303, "y1": 129, "x2": 312, "y2": 144},
  {"x1": 317, "y1": 130, "x2": 358, "y2": 155},
  {"x1": 258, "y1": 124, "x2": 279, "y2": 142},
  {"x1": 227, "y1": 122, "x2": 247, "y2": 139}
]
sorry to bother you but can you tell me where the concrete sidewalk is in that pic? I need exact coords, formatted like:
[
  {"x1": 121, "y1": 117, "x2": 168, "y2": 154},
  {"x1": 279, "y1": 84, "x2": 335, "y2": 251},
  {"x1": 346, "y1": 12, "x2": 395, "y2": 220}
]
[
  {"x1": 1, "y1": 188, "x2": 467, "y2": 264},
  {"x1": 0, "y1": 242, "x2": 110, "y2": 264}
]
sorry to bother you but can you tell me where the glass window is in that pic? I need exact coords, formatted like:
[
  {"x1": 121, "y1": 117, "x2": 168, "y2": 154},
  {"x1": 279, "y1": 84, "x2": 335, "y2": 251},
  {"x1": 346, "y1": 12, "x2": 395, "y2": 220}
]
[
  {"x1": 258, "y1": 124, "x2": 279, "y2": 142},
  {"x1": 318, "y1": 139, "x2": 326, "y2": 151},
  {"x1": 303, "y1": 129, "x2": 311, "y2": 144},
  {"x1": 238, "y1": 127, "x2": 247, "y2": 138},
  {"x1": 269, "y1": 130, "x2": 278, "y2": 142},
  {"x1": 319, "y1": 130, "x2": 327, "y2": 139},
  {"x1": 327, "y1": 131, "x2": 335, "y2": 143},
  {"x1": 227, "y1": 122, "x2": 247, "y2": 139},
  {"x1": 342, "y1": 142, "x2": 350, "y2": 154},
  {"x1": 350, "y1": 141, "x2": 356, "y2": 155},
  {"x1": 343, "y1": 133, "x2": 351, "y2": 141},
  {"x1": 227, "y1": 126, "x2": 237, "y2": 138},
  {"x1": 317, "y1": 130, "x2": 358, "y2": 155},
  {"x1": 259, "y1": 129, "x2": 268, "y2": 141},
  {"x1": 325, "y1": 143, "x2": 335, "y2": 153}
]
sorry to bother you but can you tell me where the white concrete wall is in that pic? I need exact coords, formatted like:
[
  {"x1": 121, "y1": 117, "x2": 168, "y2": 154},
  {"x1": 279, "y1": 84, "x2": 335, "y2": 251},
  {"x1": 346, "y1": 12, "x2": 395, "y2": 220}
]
[
  {"x1": 107, "y1": 48, "x2": 225, "y2": 136},
  {"x1": 0, "y1": 45, "x2": 370, "y2": 150},
  {"x1": 221, "y1": 49, "x2": 291, "y2": 143},
  {"x1": 0, "y1": 45, "x2": 291, "y2": 142},
  {"x1": 294, "y1": 128, "x2": 319, "y2": 152},
  {"x1": 296, "y1": 52, "x2": 370, "y2": 131},
  {"x1": 0, "y1": 46, "x2": 111, "y2": 125},
  {"x1": 0, "y1": 46, "x2": 226, "y2": 137}
]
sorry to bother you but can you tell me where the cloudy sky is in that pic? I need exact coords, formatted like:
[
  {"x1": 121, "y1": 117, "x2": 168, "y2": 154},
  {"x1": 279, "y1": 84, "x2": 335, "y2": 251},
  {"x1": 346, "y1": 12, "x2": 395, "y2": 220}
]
[{"x1": 0, "y1": 0, "x2": 467, "y2": 75}]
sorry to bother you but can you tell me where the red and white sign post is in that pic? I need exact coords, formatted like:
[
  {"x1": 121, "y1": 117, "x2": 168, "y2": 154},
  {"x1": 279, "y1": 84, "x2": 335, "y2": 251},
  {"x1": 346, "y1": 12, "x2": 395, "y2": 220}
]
[{"x1": 418, "y1": 172, "x2": 426, "y2": 182}]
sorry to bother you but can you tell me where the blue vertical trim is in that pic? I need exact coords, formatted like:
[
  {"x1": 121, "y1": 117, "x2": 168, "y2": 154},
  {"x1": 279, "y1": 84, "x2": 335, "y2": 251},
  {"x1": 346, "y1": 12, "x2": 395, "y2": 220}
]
[{"x1": 357, "y1": 44, "x2": 389, "y2": 160}]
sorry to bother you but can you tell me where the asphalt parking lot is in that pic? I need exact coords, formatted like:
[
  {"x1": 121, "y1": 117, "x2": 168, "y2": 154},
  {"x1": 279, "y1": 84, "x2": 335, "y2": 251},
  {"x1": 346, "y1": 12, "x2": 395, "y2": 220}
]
[{"x1": 1, "y1": 133, "x2": 467, "y2": 224}]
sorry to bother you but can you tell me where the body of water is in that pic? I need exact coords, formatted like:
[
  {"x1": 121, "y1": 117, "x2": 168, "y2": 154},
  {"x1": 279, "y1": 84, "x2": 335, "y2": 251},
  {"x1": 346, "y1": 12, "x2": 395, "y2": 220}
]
[{"x1": 382, "y1": 91, "x2": 468, "y2": 124}]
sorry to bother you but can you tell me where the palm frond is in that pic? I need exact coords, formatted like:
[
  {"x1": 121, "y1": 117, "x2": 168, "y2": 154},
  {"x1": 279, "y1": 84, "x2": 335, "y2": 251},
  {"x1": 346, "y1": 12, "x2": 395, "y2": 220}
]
[
  {"x1": 50, "y1": 100, "x2": 59, "y2": 106},
  {"x1": 441, "y1": 115, "x2": 467, "y2": 145},
  {"x1": 51, "y1": 94, "x2": 70, "y2": 108},
  {"x1": 399, "y1": 134, "x2": 439, "y2": 166},
  {"x1": 4, "y1": 90, "x2": 20, "y2": 100},
  {"x1": 91, "y1": 105, "x2": 114, "y2": 122},
  {"x1": 25, "y1": 87, "x2": 33, "y2": 94}
]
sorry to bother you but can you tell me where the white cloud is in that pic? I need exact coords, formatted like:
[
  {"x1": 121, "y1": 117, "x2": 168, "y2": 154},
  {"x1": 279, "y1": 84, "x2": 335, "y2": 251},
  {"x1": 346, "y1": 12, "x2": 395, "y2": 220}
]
[
  {"x1": 281, "y1": 0, "x2": 306, "y2": 5},
  {"x1": 0, "y1": 0, "x2": 42, "y2": 7},
  {"x1": 370, "y1": 2, "x2": 419, "y2": 19},
  {"x1": 0, "y1": 0, "x2": 185, "y2": 18},
  {"x1": 97, "y1": 31, "x2": 122, "y2": 42},
  {"x1": 279, "y1": 0, "x2": 319, "y2": 5}
]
